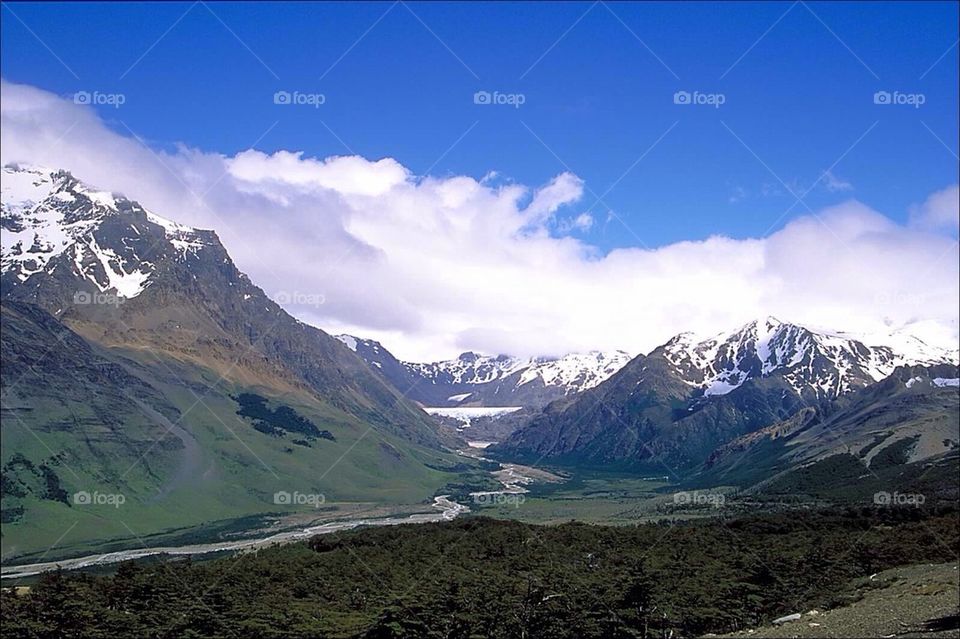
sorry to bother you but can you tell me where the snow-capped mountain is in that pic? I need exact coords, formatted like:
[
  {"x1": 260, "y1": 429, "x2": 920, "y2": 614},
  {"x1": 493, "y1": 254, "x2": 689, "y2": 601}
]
[
  {"x1": 660, "y1": 317, "x2": 958, "y2": 401},
  {"x1": 1, "y1": 164, "x2": 214, "y2": 298},
  {"x1": 0, "y1": 163, "x2": 445, "y2": 447},
  {"x1": 495, "y1": 317, "x2": 958, "y2": 469},
  {"x1": 335, "y1": 333, "x2": 631, "y2": 408}
]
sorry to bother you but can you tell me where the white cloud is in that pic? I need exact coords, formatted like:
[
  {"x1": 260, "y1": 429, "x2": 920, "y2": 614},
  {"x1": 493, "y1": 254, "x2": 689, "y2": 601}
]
[
  {"x1": 909, "y1": 184, "x2": 959, "y2": 233},
  {"x1": 557, "y1": 212, "x2": 594, "y2": 233},
  {"x1": 229, "y1": 150, "x2": 409, "y2": 197},
  {"x1": 523, "y1": 172, "x2": 584, "y2": 227},
  {"x1": 2, "y1": 79, "x2": 958, "y2": 361}
]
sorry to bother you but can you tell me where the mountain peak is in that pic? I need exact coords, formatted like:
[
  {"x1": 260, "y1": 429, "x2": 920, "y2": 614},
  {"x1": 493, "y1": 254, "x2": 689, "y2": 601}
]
[
  {"x1": 1, "y1": 165, "x2": 212, "y2": 298},
  {"x1": 746, "y1": 315, "x2": 783, "y2": 331},
  {"x1": 658, "y1": 318, "x2": 956, "y2": 400}
]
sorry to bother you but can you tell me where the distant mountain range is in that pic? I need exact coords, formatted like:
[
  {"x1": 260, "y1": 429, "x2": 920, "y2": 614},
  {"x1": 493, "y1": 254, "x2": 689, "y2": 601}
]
[
  {"x1": 493, "y1": 317, "x2": 958, "y2": 471},
  {"x1": 335, "y1": 334, "x2": 631, "y2": 408}
]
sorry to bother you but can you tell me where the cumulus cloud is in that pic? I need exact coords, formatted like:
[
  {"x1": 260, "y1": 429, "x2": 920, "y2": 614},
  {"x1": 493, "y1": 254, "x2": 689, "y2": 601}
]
[
  {"x1": 229, "y1": 150, "x2": 409, "y2": 197},
  {"x1": 2, "y1": 79, "x2": 957, "y2": 361}
]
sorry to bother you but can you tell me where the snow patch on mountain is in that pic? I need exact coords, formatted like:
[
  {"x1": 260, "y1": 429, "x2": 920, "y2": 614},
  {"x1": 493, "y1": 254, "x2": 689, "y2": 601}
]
[
  {"x1": 74, "y1": 236, "x2": 152, "y2": 297},
  {"x1": 517, "y1": 351, "x2": 632, "y2": 391},
  {"x1": 1, "y1": 164, "x2": 212, "y2": 298},
  {"x1": 335, "y1": 334, "x2": 358, "y2": 351}
]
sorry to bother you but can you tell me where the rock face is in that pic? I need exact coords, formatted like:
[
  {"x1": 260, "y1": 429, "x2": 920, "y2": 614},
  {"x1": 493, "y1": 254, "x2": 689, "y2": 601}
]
[
  {"x1": 494, "y1": 317, "x2": 957, "y2": 471},
  {"x1": 336, "y1": 333, "x2": 631, "y2": 409}
]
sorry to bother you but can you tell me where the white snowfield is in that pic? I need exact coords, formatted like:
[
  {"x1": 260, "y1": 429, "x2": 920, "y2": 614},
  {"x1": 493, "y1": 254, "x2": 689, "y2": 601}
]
[
  {"x1": 1, "y1": 164, "x2": 211, "y2": 299},
  {"x1": 662, "y1": 316, "x2": 958, "y2": 400},
  {"x1": 423, "y1": 406, "x2": 523, "y2": 427}
]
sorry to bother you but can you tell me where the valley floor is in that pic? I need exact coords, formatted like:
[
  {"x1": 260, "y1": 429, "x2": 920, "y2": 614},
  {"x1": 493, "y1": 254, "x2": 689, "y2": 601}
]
[{"x1": 0, "y1": 496, "x2": 465, "y2": 580}]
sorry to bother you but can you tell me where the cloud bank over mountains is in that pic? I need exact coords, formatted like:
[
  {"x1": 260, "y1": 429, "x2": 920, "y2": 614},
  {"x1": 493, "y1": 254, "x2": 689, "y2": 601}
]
[{"x1": 2, "y1": 79, "x2": 957, "y2": 361}]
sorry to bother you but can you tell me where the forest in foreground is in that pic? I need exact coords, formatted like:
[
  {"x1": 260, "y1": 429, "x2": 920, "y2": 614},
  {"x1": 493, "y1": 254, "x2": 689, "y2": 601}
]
[{"x1": 2, "y1": 507, "x2": 958, "y2": 638}]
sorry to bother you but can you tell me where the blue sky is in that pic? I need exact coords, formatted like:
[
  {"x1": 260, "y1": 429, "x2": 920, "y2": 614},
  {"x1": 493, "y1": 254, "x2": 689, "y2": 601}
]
[{"x1": 3, "y1": 1, "x2": 957, "y2": 251}]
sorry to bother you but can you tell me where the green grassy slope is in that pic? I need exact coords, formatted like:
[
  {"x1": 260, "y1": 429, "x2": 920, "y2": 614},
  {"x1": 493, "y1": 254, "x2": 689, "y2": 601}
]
[{"x1": 1, "y1": 305, "x2": 472, "y2": 562}]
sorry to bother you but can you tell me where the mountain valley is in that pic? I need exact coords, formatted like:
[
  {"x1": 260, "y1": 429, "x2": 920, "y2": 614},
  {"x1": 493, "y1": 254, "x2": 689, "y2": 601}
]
[
  {"x1": 2, "y1": 167, "x2": 955, "y2": 565},
  {"x1": 0, "y1": 165, "x2": 475, "y2": 561}
]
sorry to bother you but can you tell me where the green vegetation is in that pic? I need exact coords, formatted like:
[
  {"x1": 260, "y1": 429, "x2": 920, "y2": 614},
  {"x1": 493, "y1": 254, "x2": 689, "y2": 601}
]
[
  {"x1": 3, "y1": 507, "x2": 957, "y2": 638},
  {"x1": 470, "y1": 470, "x2": 676, "y2": 525},
  {"x1": 1, "y1": 351, "x2": 475, "y2": 563},
  {"x1": 2, "y1": 298, "x2": 473, "y2": 563},
  {"x1": 761, "y1": 450, "x2": 960, "y2": 505}
]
